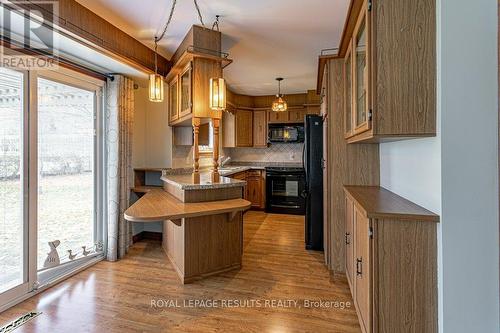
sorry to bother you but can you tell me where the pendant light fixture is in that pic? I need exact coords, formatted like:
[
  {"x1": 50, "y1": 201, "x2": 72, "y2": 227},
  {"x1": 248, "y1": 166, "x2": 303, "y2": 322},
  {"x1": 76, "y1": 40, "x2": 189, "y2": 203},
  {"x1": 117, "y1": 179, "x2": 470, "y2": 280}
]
[
  {"x1": 209, "y1": 77, "x2": 226, "y2": 111},
  {"x1": 272, "y1": 77, "x2": 288, "y2": 112},
  {"x1": 149, "y1": 40, "x2": 164, "y2": 102},
  {"x1": 149, "y1": 0, "x2": 178, "y2": 102},
  {"x1": 149, "y1": 0, "x2": 208, "y2": 103}
]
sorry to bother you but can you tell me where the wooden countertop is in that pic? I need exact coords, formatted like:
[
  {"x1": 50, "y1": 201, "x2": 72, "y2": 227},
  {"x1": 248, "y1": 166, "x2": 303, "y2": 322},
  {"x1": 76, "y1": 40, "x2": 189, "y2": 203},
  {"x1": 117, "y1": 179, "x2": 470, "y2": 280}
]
[
  {"x1": 344, "y1": 186, "x2": 440, "y2": 222},
  {"x1": 124, "y1": 189, "x2": 251, "y2": 222}
]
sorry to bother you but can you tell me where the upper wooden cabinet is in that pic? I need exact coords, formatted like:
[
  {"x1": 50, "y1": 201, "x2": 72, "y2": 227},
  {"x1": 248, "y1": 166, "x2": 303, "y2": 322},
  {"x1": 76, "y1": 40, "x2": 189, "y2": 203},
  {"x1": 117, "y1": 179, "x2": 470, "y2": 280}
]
[
  {"x1": 222, "y1": 109, "x2": 253, "y2": 148},
  {"x1": 268, "y1": 110, "x2": 288, "y2": 124},
  {"x1": 169, "y1": 77, "x2": 179, "y2": 123},
  {"x1": 167, "y1": 26, "x2": 227, "y2": 127},
  {"x1": 340, "y1": 0, "x2": 436, "y2": 143},
  {"x1": 288, "y1": 108, "x2": 307, "y2": 123},
  {"x1": 267, "y1": 107, "x2": 319, "y2": 124},
  {"x1": 179, "y1": 63, "x2": 192, "y2": 118},
  {"x1": 253, "y1": 110, "x2": 268, "y2": 148}
]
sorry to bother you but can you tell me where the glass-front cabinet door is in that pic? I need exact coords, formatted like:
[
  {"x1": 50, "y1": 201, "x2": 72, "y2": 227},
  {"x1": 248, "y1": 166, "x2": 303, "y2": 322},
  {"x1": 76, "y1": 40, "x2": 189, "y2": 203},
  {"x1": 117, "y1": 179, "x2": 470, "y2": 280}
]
[
  {"x1": 353, "y1": 3, "x2": 371, "y2": 134},
  {"x1": 344, "y1": 43, "x2": 353, "y2": 138},
  {"x1": 179, "y1": 63, "x2": 192, "y2": 118},
  {"x1": 169, "y1": 77, "x2": 179, "y2": 122}
]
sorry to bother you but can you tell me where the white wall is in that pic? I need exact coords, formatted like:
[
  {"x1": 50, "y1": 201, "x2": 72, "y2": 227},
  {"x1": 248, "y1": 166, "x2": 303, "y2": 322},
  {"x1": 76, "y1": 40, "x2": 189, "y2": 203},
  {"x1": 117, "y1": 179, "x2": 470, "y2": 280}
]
[
  {"x1": 440, "y1": 0, "x2": 499, "y2": 331},
  {"x1": 134, "y1": 87, "x2": 172, "y2": 168},
  {"x1": 380, "y1": 0, "x2": 499, "y2": 331},
  {"x1": 133, "y1": 86, "x2": 171, "y2": 234}
]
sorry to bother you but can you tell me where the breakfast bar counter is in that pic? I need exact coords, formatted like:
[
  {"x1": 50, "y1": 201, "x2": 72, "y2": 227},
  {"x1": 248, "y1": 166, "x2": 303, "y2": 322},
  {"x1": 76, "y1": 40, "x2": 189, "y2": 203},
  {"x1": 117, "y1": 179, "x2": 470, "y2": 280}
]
[
  {"x1": 124, "y1": 189, "x2": 250, "y2": 222},
  {"x1": 124, "y1": 171, "x2": 250, "y2": 284}
]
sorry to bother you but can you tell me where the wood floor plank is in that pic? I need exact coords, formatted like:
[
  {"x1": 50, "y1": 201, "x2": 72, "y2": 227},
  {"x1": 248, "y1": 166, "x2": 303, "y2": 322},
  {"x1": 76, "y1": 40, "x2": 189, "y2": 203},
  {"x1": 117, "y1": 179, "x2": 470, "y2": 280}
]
[{"x1": 0, "y1": 211, "x2": 360, "y2": 332}]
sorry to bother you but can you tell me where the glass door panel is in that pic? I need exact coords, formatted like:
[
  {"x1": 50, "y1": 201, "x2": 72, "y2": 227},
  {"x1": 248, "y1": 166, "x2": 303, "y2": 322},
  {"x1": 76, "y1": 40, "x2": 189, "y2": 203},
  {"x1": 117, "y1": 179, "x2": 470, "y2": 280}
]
[
  {"x1": 37, "y1": 77, "x2": 96, "y2": 271},
  {"x1": 0, "y1": 68, "x2": 28, "y2": 295},
  {"x1": 354, "y1": 15, "x2": 369, "y2": 130},
  {"x1": 345, "y1": 45, "x2": 353, "y2": 137}
]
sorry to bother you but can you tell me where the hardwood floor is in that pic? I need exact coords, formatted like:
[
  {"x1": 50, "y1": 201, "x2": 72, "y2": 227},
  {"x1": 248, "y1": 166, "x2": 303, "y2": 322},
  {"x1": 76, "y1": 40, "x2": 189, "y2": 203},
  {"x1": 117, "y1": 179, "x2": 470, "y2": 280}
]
[{"x1": 0, "y1": 211, "x2": 360, "y2": 332}]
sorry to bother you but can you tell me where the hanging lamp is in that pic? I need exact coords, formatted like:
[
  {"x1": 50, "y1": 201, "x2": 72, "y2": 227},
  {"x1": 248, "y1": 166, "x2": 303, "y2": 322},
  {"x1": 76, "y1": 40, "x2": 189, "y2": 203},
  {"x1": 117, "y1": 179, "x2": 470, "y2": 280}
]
[
  {"x1": 149, "y1": 39, "x2": 164, "y2": 102},
  {"x1": 272, "y1": 77, "x2": 288, "y2": 112},
  {"x1": 209, "y1": 77, "x2": 226, "y2": 111}
]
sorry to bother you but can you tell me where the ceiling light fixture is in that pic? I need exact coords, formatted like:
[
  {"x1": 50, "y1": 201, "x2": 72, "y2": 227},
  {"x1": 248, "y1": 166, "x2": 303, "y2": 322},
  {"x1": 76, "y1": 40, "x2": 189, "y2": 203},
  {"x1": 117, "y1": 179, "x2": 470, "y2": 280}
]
[
  {"x1": 209, "y1": 77, "x2": 226, "y2": 111},
  {"x1": 272, "y1": 77, "x2": 288, "y2": 112},
  {"x1": 149, "y1": 0, "x2": 206, "y2": 102}
]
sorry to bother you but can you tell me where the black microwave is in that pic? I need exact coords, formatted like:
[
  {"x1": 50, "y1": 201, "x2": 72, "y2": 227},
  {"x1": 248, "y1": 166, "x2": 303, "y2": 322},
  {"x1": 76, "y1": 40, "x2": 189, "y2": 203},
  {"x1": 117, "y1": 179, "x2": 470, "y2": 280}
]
[{"x1": 268, "y1": 124, "x2": 305, "y2": 143}]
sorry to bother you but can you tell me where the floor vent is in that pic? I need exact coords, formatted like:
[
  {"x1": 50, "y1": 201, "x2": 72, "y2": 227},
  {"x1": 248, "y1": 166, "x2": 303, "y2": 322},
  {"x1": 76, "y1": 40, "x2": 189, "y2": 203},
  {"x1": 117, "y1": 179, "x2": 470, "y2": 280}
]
[{"x1": 0, "y1": 312, "x2": 42, "y2": 333}]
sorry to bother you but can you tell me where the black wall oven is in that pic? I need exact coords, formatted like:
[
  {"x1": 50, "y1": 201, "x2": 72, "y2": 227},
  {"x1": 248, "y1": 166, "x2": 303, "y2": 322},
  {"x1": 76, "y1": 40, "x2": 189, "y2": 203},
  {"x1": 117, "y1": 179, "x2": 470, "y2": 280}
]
[{"x1": 265, "y1": 167, "x2": 306, "y2": 215}]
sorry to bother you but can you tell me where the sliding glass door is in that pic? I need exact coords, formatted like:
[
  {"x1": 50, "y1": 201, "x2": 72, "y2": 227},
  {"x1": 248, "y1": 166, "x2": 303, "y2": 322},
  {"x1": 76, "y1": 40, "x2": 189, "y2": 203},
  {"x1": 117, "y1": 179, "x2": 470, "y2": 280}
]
[
  {"x1": 0, "y1": 67, "x2": 32, "y2": 305},
  {"x1": 36, "y1": 74, "x2": 101, "y2": 276},
  {"x1": 0, "y1": 68, "x2": 104, "y2": 308}
]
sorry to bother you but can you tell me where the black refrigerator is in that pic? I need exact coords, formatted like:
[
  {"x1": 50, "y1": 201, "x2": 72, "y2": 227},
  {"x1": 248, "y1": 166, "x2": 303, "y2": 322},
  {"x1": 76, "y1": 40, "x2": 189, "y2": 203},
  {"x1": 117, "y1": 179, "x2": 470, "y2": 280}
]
[{"x1": 303, "y1": 115, "x2": 324, "y2": 251}]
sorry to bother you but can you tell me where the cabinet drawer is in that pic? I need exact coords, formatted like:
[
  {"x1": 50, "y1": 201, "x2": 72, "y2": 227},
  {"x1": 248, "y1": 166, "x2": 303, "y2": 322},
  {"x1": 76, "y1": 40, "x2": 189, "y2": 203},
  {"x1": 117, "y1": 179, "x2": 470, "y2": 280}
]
[{"x1": 246, "y1": 170, "x2": 261, "y2": 177}]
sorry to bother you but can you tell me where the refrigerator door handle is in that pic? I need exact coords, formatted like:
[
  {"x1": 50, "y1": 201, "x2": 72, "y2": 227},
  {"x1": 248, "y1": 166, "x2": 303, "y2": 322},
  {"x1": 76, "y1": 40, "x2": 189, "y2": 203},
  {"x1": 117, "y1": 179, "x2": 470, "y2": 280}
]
[{"x1": 302, "y1": 141, "x2": 308, "y2": 186}]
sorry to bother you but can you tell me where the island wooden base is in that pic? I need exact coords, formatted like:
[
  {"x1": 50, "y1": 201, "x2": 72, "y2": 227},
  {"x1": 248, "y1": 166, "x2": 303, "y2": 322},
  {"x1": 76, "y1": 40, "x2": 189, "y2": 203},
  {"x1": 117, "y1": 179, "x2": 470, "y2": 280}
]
[{"x1": 162, "y1": 211, "x2": 243, "y2": 284}]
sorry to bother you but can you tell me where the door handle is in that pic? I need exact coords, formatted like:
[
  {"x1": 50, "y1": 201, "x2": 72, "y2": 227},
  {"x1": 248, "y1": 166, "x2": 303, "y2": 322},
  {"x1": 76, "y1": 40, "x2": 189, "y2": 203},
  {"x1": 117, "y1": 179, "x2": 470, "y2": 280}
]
[
  {"x1": 345, "y1": 232, "x2": 351, "y2": 245},
  {"x1": 356, "y1": 258, "x2": 363, "y2": 277}
]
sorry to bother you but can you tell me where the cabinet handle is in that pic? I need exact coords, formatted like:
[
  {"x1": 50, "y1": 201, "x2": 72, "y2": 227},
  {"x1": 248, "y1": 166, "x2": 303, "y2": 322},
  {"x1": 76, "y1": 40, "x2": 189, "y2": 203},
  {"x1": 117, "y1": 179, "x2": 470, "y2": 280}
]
[
  {"x1": 345, "y1": 232, "x2": 351, "y2": 245},
  {"x1": 356, "y1": 258, "x2": 363, "y2": 277}
]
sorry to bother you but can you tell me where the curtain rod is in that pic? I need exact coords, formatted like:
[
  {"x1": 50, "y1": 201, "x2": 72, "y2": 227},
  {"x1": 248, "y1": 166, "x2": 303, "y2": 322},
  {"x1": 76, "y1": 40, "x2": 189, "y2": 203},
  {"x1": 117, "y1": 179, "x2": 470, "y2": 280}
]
[{"x1": 0, "y1": 35, "x2": 115, "y2": 81}]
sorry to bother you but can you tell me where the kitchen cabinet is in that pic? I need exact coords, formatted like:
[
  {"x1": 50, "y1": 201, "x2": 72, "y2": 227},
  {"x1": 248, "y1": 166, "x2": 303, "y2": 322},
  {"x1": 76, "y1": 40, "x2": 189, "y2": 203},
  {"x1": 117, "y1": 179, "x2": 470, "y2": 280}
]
[
  {"x1": 345, "y1": 195, "x2": 354, "y2": 291},
  {"x1": 223, "y1": 110, "x2": 253, "y2": 148},
  {"x1": 344, "y1": 186, "x2": 439, "y2": 333},
  {"x1": 253, "y1": 110, "x2": 268, "y2": 148},
  {"x1": 166, "y1": 25, "x2": 225, "y2": 127},
  {"x1": 169, "y1": 77, "x2": 179, "y2": 123},
  {"x1": 268, "y1": 110, "x2": 288, "y2": 124},
  {"x1": 268, "y1": 107, "x2": 319, "y2": 124},
  {"x1": 179, "y1": 63, "x2": 192, "y2": 118},
  {"x1": 344, "y1": 43, "x2": 354, "y2": 138},
  {"x1": 354, "y1": 203, "x2": 371, "y2": 333},
  {"x1": 228, "y1": 170, "x2": 265, "y2": 209},
  {"x1": 246, "y1": 170, "x2": 264, "y2": 209},
  {"x1": 288, "y1": 108, "x2": 307, "y2": 123},
  {"x1": 342, "y1": 0, "x2": 436, "y2": 143}
]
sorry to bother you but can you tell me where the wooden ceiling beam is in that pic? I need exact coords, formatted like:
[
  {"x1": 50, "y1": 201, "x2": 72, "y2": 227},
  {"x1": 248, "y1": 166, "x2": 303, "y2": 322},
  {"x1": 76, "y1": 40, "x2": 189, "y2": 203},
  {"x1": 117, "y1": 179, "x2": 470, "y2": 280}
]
[{"x1": 9, "y1": 0, "x2": 171, "y2": 75}]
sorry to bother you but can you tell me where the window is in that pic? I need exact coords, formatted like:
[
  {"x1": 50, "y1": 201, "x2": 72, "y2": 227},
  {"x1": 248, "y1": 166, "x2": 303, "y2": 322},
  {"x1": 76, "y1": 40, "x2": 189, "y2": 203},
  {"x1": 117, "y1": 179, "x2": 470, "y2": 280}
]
[{"x1": 0, "y1": 67, "x2": 104, "y2": 307}]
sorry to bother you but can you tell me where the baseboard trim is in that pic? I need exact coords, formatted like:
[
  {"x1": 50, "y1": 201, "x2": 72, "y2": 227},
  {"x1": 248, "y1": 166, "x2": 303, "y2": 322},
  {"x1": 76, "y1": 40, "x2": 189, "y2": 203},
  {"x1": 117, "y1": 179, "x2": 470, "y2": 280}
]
[{"x1": 133, "y1": 231, "x2": 163, "y2": 243}]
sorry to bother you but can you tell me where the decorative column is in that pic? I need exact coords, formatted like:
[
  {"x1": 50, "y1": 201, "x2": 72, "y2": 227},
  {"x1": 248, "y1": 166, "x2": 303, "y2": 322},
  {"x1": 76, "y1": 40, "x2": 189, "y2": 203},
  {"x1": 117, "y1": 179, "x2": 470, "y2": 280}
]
[
  {"x1": 211, "y1": 118, "x2": 220, "y2": 182},
  {"x1": 192, "y1": 117, "x2": 200, "y2": 183}
]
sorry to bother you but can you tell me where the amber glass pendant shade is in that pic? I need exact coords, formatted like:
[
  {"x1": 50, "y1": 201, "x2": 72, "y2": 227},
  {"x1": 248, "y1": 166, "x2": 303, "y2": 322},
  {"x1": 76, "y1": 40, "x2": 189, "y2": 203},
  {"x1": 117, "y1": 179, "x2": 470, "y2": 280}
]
[
  {"x1": 272, "y1": 95, "x2": 288, "y2": 112},
  {"x1": 209, "y1": 77, "x2": 226, "y2": 111},
  {"x1": 149, "y1": 73, "x2": 164, "y2": 102}
]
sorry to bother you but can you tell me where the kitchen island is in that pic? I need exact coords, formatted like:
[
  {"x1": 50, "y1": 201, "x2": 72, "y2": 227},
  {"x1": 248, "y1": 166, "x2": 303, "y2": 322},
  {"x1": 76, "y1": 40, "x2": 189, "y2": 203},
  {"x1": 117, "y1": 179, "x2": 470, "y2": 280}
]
[{"x1": 124, "y1": 171, "x2": 250, "y2": 284}]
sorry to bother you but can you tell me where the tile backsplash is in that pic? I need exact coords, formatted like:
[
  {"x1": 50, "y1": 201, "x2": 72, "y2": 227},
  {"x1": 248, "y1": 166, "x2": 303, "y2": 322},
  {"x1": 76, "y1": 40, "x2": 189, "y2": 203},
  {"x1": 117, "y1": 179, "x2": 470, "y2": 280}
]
[{"x1": 227, "y1": 143, "x2": 304, "y2": 163}]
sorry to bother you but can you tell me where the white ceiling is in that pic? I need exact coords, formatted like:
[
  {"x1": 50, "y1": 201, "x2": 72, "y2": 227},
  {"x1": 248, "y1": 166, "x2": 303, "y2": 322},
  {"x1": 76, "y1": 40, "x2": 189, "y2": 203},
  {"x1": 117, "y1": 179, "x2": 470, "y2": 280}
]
[{"x1": 76, "y1": 0, "x2": 349, "y2": 95}]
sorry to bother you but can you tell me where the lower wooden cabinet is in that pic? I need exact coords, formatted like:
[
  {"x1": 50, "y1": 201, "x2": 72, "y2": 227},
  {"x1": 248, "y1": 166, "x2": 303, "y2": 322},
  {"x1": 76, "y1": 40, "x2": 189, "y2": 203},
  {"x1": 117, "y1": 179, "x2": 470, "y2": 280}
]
[
  {"x1": 345, "y1": 196, "x2": 355, "y2": 292},
  {"x1": 229, "y1": 170, "x2": 265, "y2": 209},
  {"x1": 344, "y1": 186, "x2": 439, "y2": 333}
]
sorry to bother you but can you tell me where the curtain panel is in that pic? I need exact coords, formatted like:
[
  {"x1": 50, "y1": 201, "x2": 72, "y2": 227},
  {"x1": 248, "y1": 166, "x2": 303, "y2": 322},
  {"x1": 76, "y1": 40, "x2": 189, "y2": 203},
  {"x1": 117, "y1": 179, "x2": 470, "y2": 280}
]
[{"x1": 105, "y1": 76, "x2": 134, "y2": 261}]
